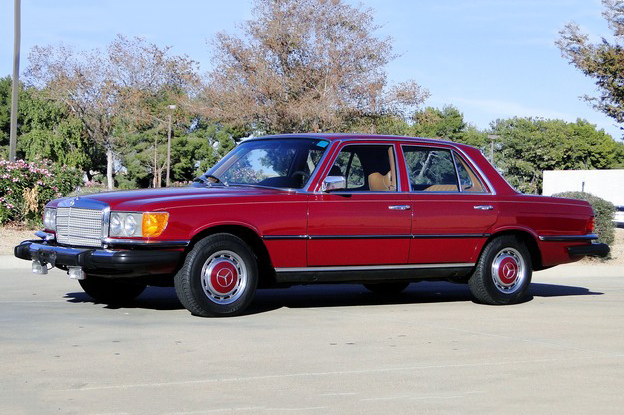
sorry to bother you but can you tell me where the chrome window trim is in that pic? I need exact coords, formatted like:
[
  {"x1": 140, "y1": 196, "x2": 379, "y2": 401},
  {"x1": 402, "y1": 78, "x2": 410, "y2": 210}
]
[
  {"x1": 451, "y1": 150, "x2": 463, "y2": 192},
  {"x1": 203, "y1": 137, "x2": 331, "y2": 193},
  {"x1": 454, "y1": 148, "x2": 496, "y2": 195},
  {"x1": 275, "y1": 262, "x2": 476, "y2": 273},
  {"x1": 312, "y1": 142, "x2": 402, "y2": 193},
  {"x1": 401, "y1": 144, "x2": 460, "y2": 193},
  {"x1": 400, "y1": 144, "x2": 495, "y2": 195},
  {"x1": 451, "y1": 150, "x2": 489, "y2": 194}
]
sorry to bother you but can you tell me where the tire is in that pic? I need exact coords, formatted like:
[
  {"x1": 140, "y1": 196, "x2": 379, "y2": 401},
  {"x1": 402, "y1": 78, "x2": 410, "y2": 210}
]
[
  {"x1": 79, "y1": 277, "x2": 146, "y2": 304},
  {"x1": 363, "y1": 282, "x2": 410, "y2": 295},
  {"x1": 468, "y1": 235, "x2": 532, "y2": 305},
  {"x1": 174, "y1": 233, "x2": 258, "y2": 317}
]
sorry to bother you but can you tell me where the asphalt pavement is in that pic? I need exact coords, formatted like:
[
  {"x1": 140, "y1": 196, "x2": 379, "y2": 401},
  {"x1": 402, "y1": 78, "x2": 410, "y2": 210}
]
[{"x1": 1, "y1": 257, "x2": 623, "y2": 415}]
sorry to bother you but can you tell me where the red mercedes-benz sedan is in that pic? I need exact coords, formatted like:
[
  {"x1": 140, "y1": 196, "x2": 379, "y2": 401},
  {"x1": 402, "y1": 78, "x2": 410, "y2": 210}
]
[{"x1": 15, "y1": 134, "x2": 609, "y2": 316}]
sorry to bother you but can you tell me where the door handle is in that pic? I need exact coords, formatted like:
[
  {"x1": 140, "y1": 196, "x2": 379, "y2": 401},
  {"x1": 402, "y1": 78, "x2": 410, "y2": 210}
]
[
  {"x1": 473, "y1": 205, "x2": 494, "y2": 210},
  {"x1": 388, "y1": 205, "x2": 411, "y2": 210}
]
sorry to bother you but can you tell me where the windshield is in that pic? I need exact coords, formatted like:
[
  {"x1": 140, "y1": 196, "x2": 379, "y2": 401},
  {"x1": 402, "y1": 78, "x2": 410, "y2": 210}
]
[{"x1": 204, "y1": 138, "x2": 330, "y2": 189}]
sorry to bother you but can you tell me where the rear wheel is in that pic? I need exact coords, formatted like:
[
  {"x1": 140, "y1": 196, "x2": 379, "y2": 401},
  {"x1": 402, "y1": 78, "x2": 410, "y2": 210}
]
[
  {"x1": 174, "y1": 233, "x2": 258, "y2": 317},
  {"x1": 468, "y1": 235, "x2": 532, "y2": 305},
  {"x1": 364, "y1": 282, "x2": 410, "y2": 295},
  {"x1": 79, "y1": 277, "x2": 146, "y2": 304}
]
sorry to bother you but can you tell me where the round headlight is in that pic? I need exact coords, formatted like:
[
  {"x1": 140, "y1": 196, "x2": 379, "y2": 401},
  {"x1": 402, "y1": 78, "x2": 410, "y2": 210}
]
[
  {"x1": 110, "y1": 213, "x2": 122, "y2": 236},
  {"x1": 43, "y1": 208, "x2": 57, "y2": 231},
  {"x1": 123, "y1": 215, "x2": 138, "y2": 236}
]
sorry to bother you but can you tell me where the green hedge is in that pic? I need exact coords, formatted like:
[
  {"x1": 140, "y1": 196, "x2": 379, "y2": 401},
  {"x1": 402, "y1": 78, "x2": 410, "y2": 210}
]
[
  {"x1": 553, "y1": 191, "x2": 615, "y2": 247},
  {"x1": 0, "y1": 159, "x2": 82, "y2": 226}
]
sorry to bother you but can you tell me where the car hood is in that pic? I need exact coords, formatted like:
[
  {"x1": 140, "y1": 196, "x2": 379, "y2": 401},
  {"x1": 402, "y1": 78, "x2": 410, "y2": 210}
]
[{"x1": 50, "y1": 185, "x2": 293, "y2": 211}]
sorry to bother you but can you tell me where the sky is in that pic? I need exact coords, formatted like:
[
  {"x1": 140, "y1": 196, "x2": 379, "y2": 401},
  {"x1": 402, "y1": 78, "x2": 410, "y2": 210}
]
[{"x1": 0, "y1": 0, "x2": 620, "y2": 139}]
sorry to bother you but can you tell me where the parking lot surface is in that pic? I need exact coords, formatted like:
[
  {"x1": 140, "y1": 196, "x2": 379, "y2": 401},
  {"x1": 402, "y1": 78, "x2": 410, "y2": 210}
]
[{"x1": 1, "y1": 261, "x2": 623, "y2": 415}]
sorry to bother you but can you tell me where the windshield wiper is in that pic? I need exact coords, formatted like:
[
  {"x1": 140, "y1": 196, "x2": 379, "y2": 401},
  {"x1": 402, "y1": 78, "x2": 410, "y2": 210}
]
[{"x1": 193, "y1": 174, "x2": 228, "y2": 187}]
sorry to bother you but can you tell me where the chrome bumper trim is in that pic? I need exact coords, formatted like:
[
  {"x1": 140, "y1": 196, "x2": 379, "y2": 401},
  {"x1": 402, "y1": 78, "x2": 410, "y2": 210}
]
[{"x1": 539, "y1": 234, "x2": 598, "y2": 242}]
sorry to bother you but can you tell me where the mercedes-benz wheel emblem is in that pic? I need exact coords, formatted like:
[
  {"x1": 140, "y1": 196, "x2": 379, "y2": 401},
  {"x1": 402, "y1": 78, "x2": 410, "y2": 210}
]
[
  {"x1": 216, "y1": 268, "x2": 234, "y2": 288},
  {"x1": 502, "y1": 262, "x2": 516, "y2": 279}
]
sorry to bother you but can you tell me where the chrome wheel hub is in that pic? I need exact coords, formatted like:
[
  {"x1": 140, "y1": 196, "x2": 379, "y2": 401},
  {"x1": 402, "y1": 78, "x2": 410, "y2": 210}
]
[
  {"x1": 491, "y1": 247, "x2": 526, "y2": 294},
  {"x1": 201, "y1": 250, "x2": 247, "y2": 304}
]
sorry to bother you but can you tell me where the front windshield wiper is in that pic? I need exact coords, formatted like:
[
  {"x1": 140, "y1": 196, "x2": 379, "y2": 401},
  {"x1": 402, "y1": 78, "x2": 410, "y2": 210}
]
[{"x1": 193, "y1": 174, "x2": 228, "y2": 187}]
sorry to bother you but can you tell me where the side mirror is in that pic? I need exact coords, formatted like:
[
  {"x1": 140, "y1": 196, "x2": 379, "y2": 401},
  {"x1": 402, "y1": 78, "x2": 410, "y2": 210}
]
[{"x1": 322, "y1": 176, "x2": 346, "y2": 192}]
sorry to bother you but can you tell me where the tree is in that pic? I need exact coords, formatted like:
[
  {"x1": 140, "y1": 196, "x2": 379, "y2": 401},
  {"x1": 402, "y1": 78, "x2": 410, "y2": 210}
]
[
  {"x1": 0, "y1": 76, "x2": 101, "y2": 171},
  {"x1": 557, "y1": 0, "x2": 624, "y2": 128},
  {"x1": 490, "y1": 117, "x2": 624, "y2": 194},
  {"x1": 202, "y1": 0, "x2": 429, "y2": 134},
  {"x1": 26, "y1": 35, "x2": 199, "y2": 189}
]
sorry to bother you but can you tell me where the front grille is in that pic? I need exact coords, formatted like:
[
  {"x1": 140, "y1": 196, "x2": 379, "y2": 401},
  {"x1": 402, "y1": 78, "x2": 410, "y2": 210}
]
[{"x1": 56, "y1": 207, "x2": 103, "y2": 247}]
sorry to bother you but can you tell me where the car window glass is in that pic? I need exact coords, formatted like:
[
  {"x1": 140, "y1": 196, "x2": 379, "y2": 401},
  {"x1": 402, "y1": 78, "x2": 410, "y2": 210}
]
[
  {"x1": 454, "y1": 153, "x2": 486, "y2": 192},
  {"x1": 329, "y1": 145, "x2": 396, "y2": 191},
  {"x1": 404, "y1": 147, "x2": 459, "y2": 192}
]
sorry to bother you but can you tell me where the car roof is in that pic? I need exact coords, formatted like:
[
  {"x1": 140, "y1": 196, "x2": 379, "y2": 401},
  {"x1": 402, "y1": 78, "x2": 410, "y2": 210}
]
[{"x1": 248, "y1": 133, "x2": 476, "y2": 150}]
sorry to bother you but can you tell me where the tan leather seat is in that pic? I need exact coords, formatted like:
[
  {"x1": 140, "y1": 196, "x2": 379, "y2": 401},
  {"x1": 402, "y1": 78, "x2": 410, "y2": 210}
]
[
  {"x1": 424, "y1": 184, "x2": 458, "y2": 192},
  {"x1": 368, "y1": 172, "x2": 394, "y2": 191}
]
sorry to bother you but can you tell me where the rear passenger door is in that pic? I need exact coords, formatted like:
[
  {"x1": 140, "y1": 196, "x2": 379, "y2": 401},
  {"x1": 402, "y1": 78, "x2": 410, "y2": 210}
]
[{"x1": 403, "y1": 145, "x2": 498, "y2": 264}]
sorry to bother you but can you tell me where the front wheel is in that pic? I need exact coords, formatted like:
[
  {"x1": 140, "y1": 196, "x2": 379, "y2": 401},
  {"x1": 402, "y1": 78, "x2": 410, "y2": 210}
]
[
  {"x1": 79, "y1": 277, "x2": 146, "y2": 304},
  {"x1": 174, "y1": 233, "x2": 258, "y2": 317},
  {"x1": 468, "y1": 236, "x2": 532, "y2": 305}
]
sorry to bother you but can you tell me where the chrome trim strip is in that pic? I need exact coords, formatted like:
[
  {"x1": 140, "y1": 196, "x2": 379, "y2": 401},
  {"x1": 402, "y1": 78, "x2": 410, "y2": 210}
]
[
  {"x1": 276, "y1": 262, "x2": 476, "y2": 273},
  {"x1": 102, "y1": 238, "x2": 189, "y2": 247},
  {"x1": 264, "y1": 234, "x2": 489, "y2": 240},
  {"x1": 412, "y1": 234, "x2": 489, "y2": 239},
  {"x1": 310, "y1": 235, "x2": 412, "y2": 240},
  {"x1": 539, "y1": 234, "x2": 598, "y2": 242}
]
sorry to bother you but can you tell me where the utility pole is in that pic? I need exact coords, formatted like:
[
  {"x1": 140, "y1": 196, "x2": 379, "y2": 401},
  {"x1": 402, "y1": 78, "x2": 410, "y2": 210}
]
[
  {"x1": 9, "y1": 0, "x2": 21, "y2": 161},
  {"x1": 166, "y1": 104, "x2": 176, "y2": 187},
  {"x1": 487, "y1": 134, "x2": 500, "y2": 166}
]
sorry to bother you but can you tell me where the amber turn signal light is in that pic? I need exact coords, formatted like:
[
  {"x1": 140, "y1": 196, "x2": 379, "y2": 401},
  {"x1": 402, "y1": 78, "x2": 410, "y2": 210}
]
[{"x1": 142, "y1": 212, "x2": 169, "y2": 237}]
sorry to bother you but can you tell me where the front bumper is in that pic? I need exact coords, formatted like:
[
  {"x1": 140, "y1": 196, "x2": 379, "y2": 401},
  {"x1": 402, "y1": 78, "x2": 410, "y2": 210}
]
[
  {"x1": 14, "y1": 240, "x2": 184, "y2": 278},
  {"x1": 567, "y1": 243, "x2": 610, "y2": 258}
]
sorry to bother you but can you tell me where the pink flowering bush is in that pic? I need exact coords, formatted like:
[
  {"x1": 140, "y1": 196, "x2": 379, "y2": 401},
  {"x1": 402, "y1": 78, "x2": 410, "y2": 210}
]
[{"x1": 0, "y1": 159, "x2": 82, "y2": 225}]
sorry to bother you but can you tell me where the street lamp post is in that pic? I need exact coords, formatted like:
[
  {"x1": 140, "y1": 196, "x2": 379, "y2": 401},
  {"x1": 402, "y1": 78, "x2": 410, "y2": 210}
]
[
  {"x1": 9, "y1": 0, "x2": 21, "y2": 162},
  {"x1": 166, "y1": 104, "x2": 176, "y2": 187}
]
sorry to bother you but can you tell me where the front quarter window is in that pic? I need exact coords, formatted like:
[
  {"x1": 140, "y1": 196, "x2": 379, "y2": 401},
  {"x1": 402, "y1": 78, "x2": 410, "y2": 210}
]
[{"x1": 207, "y1": 138, "x2": 329, "y2": 189}]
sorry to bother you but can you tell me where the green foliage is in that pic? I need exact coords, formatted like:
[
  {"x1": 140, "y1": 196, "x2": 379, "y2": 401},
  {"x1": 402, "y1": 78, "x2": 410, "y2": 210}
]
[
  {"x1": 557, "y1": 1, "x2": 624, "y2": 128},
  {"x1": 411, "y1": 105, "x2": 489, "y2": 149},
  {"x1": 0, "y1": 77, "x2": 13, "y2": 150},
  {"x1": 490, "y1": 117, "x2": 624, "y2": 194},
  {"x1": 115, "y1": 118, "x2": 237, "y2": 189},
  {"x1": 0, "y1": 77, "x2": 105, "y2": 175},
  {"x1": 0, "y1": 159, "x2": 82, "y2": 225},
  {"x1": 553, "y1": 191, "x2": 615, "y2": 248}
]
